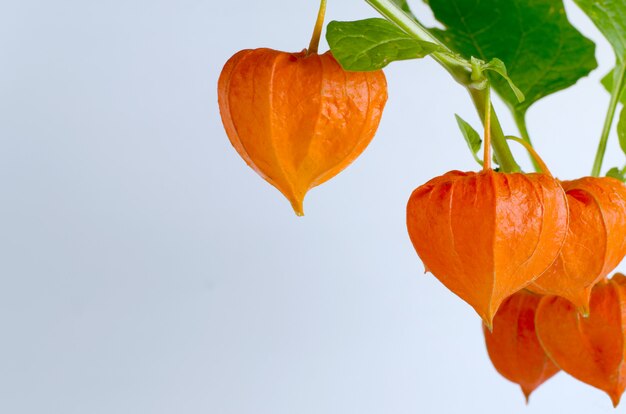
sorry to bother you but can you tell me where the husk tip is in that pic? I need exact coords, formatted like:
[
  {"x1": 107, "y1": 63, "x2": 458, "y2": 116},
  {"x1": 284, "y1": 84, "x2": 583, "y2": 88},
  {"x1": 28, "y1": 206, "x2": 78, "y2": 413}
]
[
  {"x1": 483, "y1": 318, "x2": 494, "y2": 333},
  {"x1": 571, "y1": 289, "x2": 592, "y2": 318},
  {"x1": 482, "y1": 305, "x2": 498, "y2": 333},
  {"x1": 604, "y1": 385, "x2": 624, "y2": 408},
  {"x1": 610, "y1": 391, "x2": 622, "y2": 408},
  {"x1": 577, "y1": 304, "x2": 591, "y2": 318},
  {"x1": 289, "y1": 198, "x2": 305, "y2": 217},
  {"x1": 521, "y1": 387, "x2": 533, "y2": 404}
]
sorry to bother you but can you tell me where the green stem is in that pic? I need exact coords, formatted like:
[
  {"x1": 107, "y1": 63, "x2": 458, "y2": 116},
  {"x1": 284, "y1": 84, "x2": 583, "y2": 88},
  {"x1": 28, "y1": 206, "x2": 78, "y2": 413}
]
[
  {"x1": 307, "y1": 0, "x2": 327, "y2": 55},
  {"x1": 365, "y1": 0, "x2": 520, "y2": 172},
  {"x1": 513, "y1": 111, "x2": 540, "y2": 172},
  {"x1": 591, "y1": 62, "x2": 626, "y2": 177},
  {"x1": 469, "y1": 89, "x2": 520, "y2": 172},
  {"x1": 483, "y1": 86, "x2": 492, "y2": 171}
]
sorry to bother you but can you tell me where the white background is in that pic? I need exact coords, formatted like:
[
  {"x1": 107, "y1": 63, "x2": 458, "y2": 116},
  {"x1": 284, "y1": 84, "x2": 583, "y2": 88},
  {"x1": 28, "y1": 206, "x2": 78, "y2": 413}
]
[{"x1": 1, "y1": 0, "x2": 624, "y2": 413}]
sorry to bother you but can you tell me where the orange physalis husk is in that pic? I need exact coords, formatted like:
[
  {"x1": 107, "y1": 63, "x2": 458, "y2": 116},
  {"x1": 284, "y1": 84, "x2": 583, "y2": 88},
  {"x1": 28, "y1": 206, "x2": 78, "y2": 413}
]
[
  {"x1": 406, "y1": 169, "x2": 568, "y2": 328},
  {"x1": 529, "y1": 177, "x2": 626, "y2": 315},
  {"x1": 483, "y1": 289, "x2": 559, "y2": 402},
  {"x1": 535, "y1": 274, "x2": 626, "y2": 407},
  {"x1": 217, "y1": 48, "x2": 387, "y2": 215}
]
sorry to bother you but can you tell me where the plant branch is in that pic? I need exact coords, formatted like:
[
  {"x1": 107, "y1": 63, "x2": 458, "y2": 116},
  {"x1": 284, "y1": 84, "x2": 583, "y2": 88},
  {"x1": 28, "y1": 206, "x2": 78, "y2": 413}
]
[
  {"x1": 365, "y1": 0, "x2": 520, "y2": 172},
  {"x1": 592, "y1": 61, "x2": 626, "y2": 177}
]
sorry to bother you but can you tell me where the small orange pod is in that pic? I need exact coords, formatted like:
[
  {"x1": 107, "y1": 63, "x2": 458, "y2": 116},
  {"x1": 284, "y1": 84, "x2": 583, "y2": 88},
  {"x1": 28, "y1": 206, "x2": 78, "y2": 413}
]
[
  {"x1": 529, "y1": 177, "x2": 626, "y2": 314},
  {"x1": 535, "y1": 274, "x2": 626, "y2": 407},
  {"x1": 218, "y1": 48, "x2": 387, "y2": 215},
  {"x1": 406, "y1": 169, "x2": 568, "y2": 327},
  {"x1": 483, "y1": 290, "x2": 559, "y2": 401}
]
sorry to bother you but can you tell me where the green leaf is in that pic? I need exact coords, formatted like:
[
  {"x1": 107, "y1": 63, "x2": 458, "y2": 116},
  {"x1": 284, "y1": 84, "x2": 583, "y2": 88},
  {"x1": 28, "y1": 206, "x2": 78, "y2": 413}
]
[
  {"x1": 617, "y1": 105, "x2": 626, "y2": 156},
  {"x1": 326, "y1": 18, "x2": 442, "y2": 71},
  {"x1": 607, "y1": 167, "x2": 626, "y2": 182},
  {"x1": 455, "y1": 114, "x2": 483, "y2": 166},
  {"x1": 601, "y1": 68, "x2": 626, "y2": 104},
  {"x1": 426, "y1": 0, "x2": 597, "y2": 115},
  {"x1": 573, "y1": 0, "x2": 626, "y2": 60},
  {"x1": 602, "y1": 69, "x2": 614, "y2": 95},
  {"x1": 482, "y1": 58, "x2": 525, "y2": 103}
]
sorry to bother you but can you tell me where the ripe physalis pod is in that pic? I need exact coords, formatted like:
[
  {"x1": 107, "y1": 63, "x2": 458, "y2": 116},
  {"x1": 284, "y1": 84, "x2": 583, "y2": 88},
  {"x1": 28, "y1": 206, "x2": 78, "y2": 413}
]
[
  {"x1": 406, "y1": 169, "x2": 568, "y2": 327},
  {"x1": 217, "y1": 1, "x2": 387, "y2": 215},
  {"x1": 529, "y1": 177, "x2": 626, "y2": 315},
  {"x1": 483, "y1": 290, "x2": 559, "y2": 402},
  {"x1": 406, "y1": 118, "x2": 568, "y2": 328},
  {"x1": 536, "y1": 274, "x2": 626, "y2": 407}
]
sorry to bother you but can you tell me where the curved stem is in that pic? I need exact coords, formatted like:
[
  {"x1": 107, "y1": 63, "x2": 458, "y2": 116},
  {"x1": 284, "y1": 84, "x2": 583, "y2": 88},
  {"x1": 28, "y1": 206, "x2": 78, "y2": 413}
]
[
  {"x1": 307, "y1": 0, "x2": 327, "y2": 55},
  {"x1": 366, "y1": 0, "x2": 521, "y2": 172},
  {"x1": 483, "y1": 86, "x2": 492, "y2": 171},
  {"x1": 506, "y1": 136, "x2": 552, "y2": 176},
  {"x1": 592, "y1": 62, "x2": 626, "y2": 177},
  {"x1": 513, "y1": 111, "x2": 540, "y2": 172}
]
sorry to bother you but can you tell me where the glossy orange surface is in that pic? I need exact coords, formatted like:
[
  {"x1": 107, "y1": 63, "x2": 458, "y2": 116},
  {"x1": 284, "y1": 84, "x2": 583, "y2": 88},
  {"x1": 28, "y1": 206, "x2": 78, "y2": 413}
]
[
  {"x1": 484, "y1": 290, "x2": 559, "y2": 401},
  {"x1": 529, "y1": 177, "x2": 626, "y2": 314},
  {"x1": 406, "y1": 169, "x2": 568, "y2": 327},
  {"x1": 535, "y1": 274, "x2": 626, "y2": 407},
  {"x1": 218, "y1": 48, "x2": 387, "y2": 215}
]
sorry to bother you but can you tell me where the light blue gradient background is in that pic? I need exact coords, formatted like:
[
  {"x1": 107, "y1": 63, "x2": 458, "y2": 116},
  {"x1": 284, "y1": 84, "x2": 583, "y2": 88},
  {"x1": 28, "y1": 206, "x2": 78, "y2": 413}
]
[{"x1": 1, "y1": 1, "x2": 624, "y2": 413}]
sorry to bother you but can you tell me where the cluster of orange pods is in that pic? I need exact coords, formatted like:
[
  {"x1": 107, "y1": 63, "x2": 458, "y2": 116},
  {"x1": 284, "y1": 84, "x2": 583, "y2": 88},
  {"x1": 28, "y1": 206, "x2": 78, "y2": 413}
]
[
  {"x1": 217, "y1": 37, "x2": 626, "y2": 406},
  {"x1": 406, "y1": 169, "x2": 626, "y2": 404}
]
